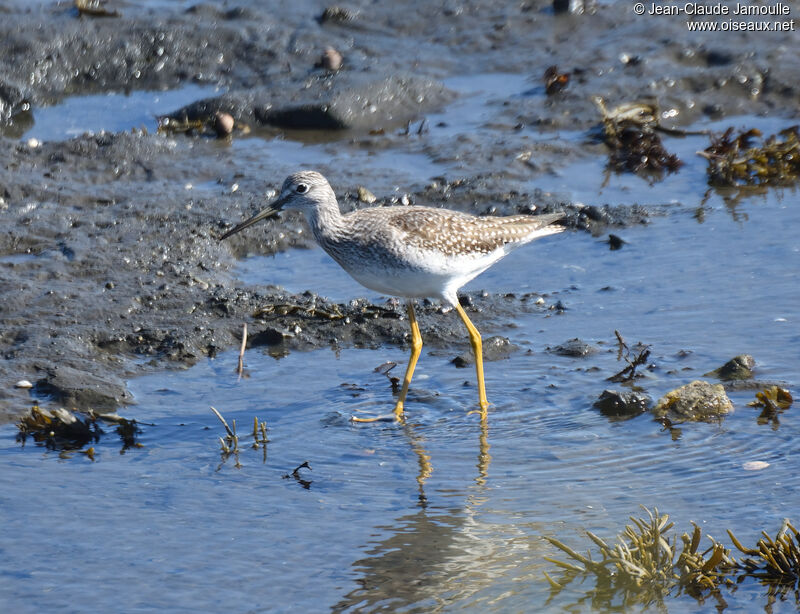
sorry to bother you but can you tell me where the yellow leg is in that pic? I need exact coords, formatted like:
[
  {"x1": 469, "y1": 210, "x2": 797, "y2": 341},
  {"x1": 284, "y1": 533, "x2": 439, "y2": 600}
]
[
  {"x1": 393, "y1": 302, "x2": 423, "y2": 420},
  {"x1": 351, "y1": 302, "x2": 422, "y2": 423},
  {"x1": 453, "y1": 302, "x2": 489, "y2": 418}
]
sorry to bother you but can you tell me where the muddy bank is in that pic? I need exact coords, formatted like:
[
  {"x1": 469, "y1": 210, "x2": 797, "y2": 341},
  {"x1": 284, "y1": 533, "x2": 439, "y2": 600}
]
[
  {"x1": 2, "y1": 1, "x2": 799, "y2": 421},
  {"x1": 1, "y1": 2, "x2": 798, "y2": 129}
]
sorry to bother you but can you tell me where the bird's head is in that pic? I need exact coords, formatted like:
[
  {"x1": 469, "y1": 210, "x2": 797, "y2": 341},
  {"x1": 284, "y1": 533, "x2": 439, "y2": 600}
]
[{"x1": 219, "y1": 170, "x2": 334, "y2": 240}]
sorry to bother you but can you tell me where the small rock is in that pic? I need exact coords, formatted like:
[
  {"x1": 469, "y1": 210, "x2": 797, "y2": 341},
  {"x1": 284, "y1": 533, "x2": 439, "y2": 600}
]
[
  {"x1": 320, "y1": 47, "x2": 343, "y2": 72},
  {"x1": 357, "y1": 186, "x2": 376, "y2": 203},
  {"x1": 452, "y1": 336, "x2": 518, "y2": 367},
  {"x1": 318, "y1": 5, "x2": 358, "y2": 23},
  {"x1": 213, "y1": 111, "x2": 234, "y2": 137},
  {"x1": 593, "y1": 389, "x2": 651, "y2": 419},
  {"x1": 15, "y1": 379, "x2": 33, "y2": 389},
  {"x1": 705, "y1": 354, "x2": 755, "y2": 381},
  {"x1": 548, "y1": 338, "x2": 596, "y2": 357},
  {"x1": 33, "y1": 365, "x2": 129, "y2": 411},
  {"x1": 654, "y1": 380, "x2": 733, "y2": 421},
  {"x1": 607, "y1": 234, "x2": 625, "y2": 250},
  {"x1": 553, "y1": 0, "x2": 578, "y2": 12},
  {"x1": 249, "y1": 327, "x2": 293, "y2": 346}
]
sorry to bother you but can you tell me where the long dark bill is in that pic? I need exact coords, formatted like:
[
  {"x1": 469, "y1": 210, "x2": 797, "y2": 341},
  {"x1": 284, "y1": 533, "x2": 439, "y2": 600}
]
[{"x1": 219, "y1": 194, "x2": 288, "y2": 240}]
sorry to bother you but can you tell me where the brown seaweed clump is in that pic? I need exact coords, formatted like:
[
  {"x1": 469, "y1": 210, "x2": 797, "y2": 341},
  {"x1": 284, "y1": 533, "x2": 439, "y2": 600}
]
[
  {"x1": 544, "y1": 508, "x2": 800, "y2": 610},
  {"x1": 701, "y1": 126, "x2": 800, "y2": 187},
  {"x1": 544, "y1": 507, "x2": 734, "y2": 609},
  {"x1": 749, "y1": 386, "x2": 793, "y2": 428},
  {"x1": 16, "y1": 404, "x2": 142, "y2": 457},
  {"x1": 594, "y1": 98, "x2": 682, "y2": 176},
  {"x1": 729, "y1": 520, "x2": 800, "y2": 586}
]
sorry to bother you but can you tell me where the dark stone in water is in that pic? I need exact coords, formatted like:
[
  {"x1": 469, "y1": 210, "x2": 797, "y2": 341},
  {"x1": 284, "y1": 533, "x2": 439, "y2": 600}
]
[
  {"x1": 705, "y1": 354, "x2": 755, "y2": 381},
  {"x1": 607, "y1": 234, "x2": 625, "y2": 250},
  {"x1": 452, "y1": 336, "x2": 518, "y2": 367},
  {"x1": 548, "y1": 338, "x2": 596, "y2": 357},
  {"x1": 593, "y1": 389, "x2": 651, "y2": 419}
]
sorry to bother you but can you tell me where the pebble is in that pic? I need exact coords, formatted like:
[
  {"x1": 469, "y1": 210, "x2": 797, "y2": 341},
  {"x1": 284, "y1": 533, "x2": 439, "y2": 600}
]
[
  {"x1": 320, "y1": 47, "x2": 343, "y2": 71},
  {"x1": 15, "y1": 379, "x2": 33, "y2": 389},
  {"x1": 357, "y1": 186, "x2": 377, "y2": 203},
  {"x1": 213, "y1": 111, "x2": 234, "y2": 137}
]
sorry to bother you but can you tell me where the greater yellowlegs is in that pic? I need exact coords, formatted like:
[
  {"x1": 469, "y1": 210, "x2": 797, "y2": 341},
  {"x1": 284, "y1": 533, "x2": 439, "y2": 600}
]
[{"x1": 220, "y1": 171, "x2": 564, "y2": 421}]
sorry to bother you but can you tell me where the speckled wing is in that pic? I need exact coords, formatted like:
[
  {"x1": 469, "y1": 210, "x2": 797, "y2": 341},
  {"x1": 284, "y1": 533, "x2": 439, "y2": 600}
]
[{"x1": 386, "y1": 207, "x2": 565, "y2": 257}]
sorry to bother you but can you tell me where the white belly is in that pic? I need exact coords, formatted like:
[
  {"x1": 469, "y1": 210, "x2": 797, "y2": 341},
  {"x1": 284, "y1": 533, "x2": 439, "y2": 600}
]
[{"x1": 339, "y1": 247, "x2": 508, "y2": 303}]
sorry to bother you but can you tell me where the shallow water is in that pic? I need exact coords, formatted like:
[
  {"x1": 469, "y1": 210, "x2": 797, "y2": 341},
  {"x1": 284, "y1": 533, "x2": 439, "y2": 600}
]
[
  {"x1": 20, "y1": 84, "x2": 219, "y2": 141},
  {"x1": 3, "y1": 73, "x2": 800, "y2": 612}
]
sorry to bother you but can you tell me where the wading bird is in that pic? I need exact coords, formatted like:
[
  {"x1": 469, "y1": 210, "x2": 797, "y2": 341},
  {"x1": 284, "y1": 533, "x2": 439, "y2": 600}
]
[{"x1": 221, "y1": 171, "x2": 564, "y2": 421}]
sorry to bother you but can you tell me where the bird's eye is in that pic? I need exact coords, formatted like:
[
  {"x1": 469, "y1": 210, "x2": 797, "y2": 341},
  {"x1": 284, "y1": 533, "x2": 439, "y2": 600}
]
[{"x1": 295, "y1": 183, "x2": 308, "y2": 194}]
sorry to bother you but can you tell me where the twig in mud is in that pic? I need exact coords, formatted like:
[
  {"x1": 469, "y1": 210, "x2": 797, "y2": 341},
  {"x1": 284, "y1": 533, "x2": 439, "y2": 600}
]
[
  {"x1": 608, "y1": 330, "x2": 651, "y2": 383},
  {"x1": 210, "y1": 406, "x2": 234, "y2": 439},
  {"x1": 237, "y1": 322, "x2": 247, "y2": 379}
]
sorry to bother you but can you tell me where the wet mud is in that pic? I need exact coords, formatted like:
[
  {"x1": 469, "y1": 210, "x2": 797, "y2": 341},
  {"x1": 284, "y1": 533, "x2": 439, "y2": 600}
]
[{"x1": 1, "y1": 0, "x2": 798, "y2": 420}]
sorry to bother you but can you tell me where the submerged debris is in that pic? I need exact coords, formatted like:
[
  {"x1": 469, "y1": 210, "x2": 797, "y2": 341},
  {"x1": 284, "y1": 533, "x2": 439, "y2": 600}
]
[
  {"x1": 594, "y1": 97, "x2": 682, "y2": 176},
  {"x1": 158, "y1": 112, "x2": 249, "y2": 138},
  {"x1": 543, "y1": 65, "x2": 569, "y2": 95},
  {"x1": 608, "y1": 330, "x2": 651, "y2": 382},
  {"x1": 654, "y1": 380, "x2": 733, "y2": 422},
  {"x1": 16, "y1": 404, "x2": 141, "y2": 455},
  {"x1": 701, "y1": 126, "x2": 800, "y2": 187},
  {"x1": 282, "y1": 461, "x2": 312, "y2": 489},
  {"x1": 545, "y1": 508, "x2": 800, "y2": 608}
]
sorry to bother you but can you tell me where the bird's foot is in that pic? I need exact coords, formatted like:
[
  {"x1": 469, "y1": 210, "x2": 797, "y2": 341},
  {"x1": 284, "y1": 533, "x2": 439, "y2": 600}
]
[
  {"x1": 467, "y1": 404, "x2": 489, "y2": 421},
  {"x1": 350, "y1": 402, "x2": 406, "y2": 424}
]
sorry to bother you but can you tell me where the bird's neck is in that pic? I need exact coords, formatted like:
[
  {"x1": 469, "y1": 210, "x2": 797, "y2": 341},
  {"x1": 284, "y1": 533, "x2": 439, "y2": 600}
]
[{"x1": 307, "y1": 200, "x2": 346, "y2": 245}]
